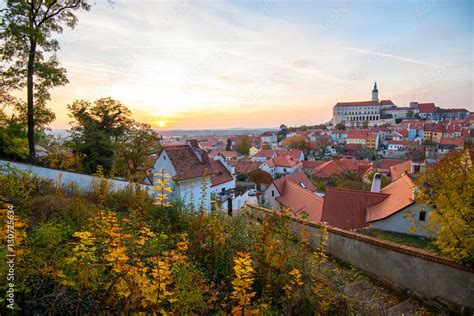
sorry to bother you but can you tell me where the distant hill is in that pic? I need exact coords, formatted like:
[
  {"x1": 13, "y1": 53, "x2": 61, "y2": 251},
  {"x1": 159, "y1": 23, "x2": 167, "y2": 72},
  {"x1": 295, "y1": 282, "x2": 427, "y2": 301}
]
[{"x1": 157, "y1": 128, "x2": 278, "y2": 137}]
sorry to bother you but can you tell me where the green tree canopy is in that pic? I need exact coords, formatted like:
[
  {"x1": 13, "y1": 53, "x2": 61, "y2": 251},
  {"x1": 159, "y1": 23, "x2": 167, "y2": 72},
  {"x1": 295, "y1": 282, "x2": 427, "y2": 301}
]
[
  {"x1": 334, "y1": 123, "x2": 346, "y2": 130},
  {"x1": 236, "y1": 135, "x2": 252, "y2": 155},
  {"x1": 67, "y1": 97, "x2": 139, "y2": 175},
  {"x1": 1, "y1": 0, "x2": 93, "y2": 161}
]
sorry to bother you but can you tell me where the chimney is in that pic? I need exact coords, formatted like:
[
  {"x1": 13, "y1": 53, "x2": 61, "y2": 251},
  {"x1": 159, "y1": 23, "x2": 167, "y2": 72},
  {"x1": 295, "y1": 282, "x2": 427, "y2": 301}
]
[
  {"x1": 187, "y1": 139, "x2": 199, "y2": 149},
  {"x1": 410, "y1": 102, "x2": 418, "y2": 108},
  {"x1": 187, "y1": 139, "x2": 203, "y2": 163},
  {"x1": 371, "y1": 173, "x2": 382, "y2": 193}
]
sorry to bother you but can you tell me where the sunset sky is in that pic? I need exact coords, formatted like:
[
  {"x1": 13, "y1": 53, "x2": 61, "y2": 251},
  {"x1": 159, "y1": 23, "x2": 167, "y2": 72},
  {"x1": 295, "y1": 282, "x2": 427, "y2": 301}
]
[{"x1": 38, "y1": 0, "x2": 473, "y2": 130}]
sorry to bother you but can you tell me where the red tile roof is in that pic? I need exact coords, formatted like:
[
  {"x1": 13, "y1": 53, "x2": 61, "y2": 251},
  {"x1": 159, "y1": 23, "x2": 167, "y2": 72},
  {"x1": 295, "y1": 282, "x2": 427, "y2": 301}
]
[
  {"x1": 388, "y1": 140, "x2": 419, "y2": 146},
  {"x1": 334, "y1": 100, "x2": 394, "y2": 107},
  {"x1": 276, "y1": 181, "x2": 324, "y2": 223},
  {"x1": 209, "y1": 159, "x2": 234, "y2": 187},
  {"x1": 389, "y1": 160, "x2": 412, "y2": 181},
  {"x1": 302, "y1": 161, "x2": 326, "y2": 169},
  {"x1": 399, "y1": 129, "x2": 408, "y2": 137},
  {"x1": 377, "y1": 159, "x2": 408, "y2": 171},
  {"x1": 440, "y1": 137, "x2": 464, "y2": 147},
  {"x1": 367, "y1": 174, "x2": 415, "y2": 222},
  {"x1": 162, "y1": 145, "x2": 215, "y2": 181},
  {"x1": 273, "y1": 171, "x2": 317, "y2": 193},
  {"x1": 335, "y1": 100, "x2": 379, "y2": 107},
  {"x1": 424, "y1": 123, "x2": 444, "y2": 132},
  {"x1": 208, "y1": 150, "x2": 240, "y2": 159},
  {"x1": 253, "y1": 149, "x2": 303, "y2": 160},
  {"x1": 312, "y1": 158, "x2": 373, "y2": 178},
  {"x1": 417, "y1": 103, "x2": 437, "y2": 113},
  {"x1": 265, "y1": 155, "x2": 303, "y2": 168},
  {"x1": 347, "y1": 130, "x2": 369, "y2": 140},
  {"x1": 321, "y1": 188, "x2": 388, "y2": 230},
  {"x1": 232, "y1": 160, "x2": 262, "y2": 174}
]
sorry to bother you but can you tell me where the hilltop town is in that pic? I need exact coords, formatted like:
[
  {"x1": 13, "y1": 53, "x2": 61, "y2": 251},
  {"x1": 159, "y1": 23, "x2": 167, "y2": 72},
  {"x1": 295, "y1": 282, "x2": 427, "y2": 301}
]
[
  {"x1": 148, "y1": 84, "x2": 472, "y2": 232},
  {"x1": 1, "y1": 1, "x2": 472, "y2": 314}
]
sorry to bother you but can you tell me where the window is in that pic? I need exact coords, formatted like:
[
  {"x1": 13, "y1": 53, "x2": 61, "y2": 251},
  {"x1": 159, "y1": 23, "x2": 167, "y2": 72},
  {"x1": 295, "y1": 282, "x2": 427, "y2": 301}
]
[
  {"x1": 163, "y1": 155, "x2": 166, "y2": 160},
  {"x1": 419, "y1": 210, "x2": 426, "y2": 221},
  {"x1": 299, "y1": 181, "x2": 306, "y2": 189},
  {"x1": 283, "y1": 168, "x2": 287, "y2": 172},
  {"x1": 271, "y1": 190, "x2": 275, "y2": 197}
]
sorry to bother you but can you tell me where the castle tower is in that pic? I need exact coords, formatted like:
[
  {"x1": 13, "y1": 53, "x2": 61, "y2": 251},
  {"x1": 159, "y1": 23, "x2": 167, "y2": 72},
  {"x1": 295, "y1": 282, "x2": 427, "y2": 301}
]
[{"x1": 372, "y1": 82, "x2": 379, "y2": 102}]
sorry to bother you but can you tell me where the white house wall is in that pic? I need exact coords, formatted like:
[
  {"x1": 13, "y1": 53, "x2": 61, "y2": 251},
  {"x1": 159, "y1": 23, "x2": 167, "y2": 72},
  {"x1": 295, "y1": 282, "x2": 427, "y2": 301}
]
[
  {"x1": 370, "y1": 204, "x2": 435, "y2": 237},
  {"x1": 211, "y1": 179, "x2": 236, "y2": 195},
  {"x1": 177, "y1": 177, "x2": 212, "y2": 212},
  {"x1": 262, "y1": 183, "x2": 281, "y2": 209}
]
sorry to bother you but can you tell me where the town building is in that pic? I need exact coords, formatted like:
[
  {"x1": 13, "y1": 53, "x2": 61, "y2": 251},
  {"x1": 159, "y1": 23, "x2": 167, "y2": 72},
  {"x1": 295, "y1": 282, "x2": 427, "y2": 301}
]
[
  {"x1": 263, "y1": 172, "x2": 323, "y2": 222},
  {"x1": 332, "y1": 83, "x2": 395, "y2": 127},
  {"x1": 152, "y1": 140, "x2": 215, "y2": 211},
  {"x1": 259, "y1": 155, "x2": 303, "y2": 178},
  {"x1": 367, "y1": 174, "x2": 433, "y2": 237},
  {"x1": 251, "y1": 149, "x2": 304, "y2": 162},
  {"x1": 209, "y1": 154, "x2": 236, "y2": 195},
  {"x1": 346, "y1": 130, "x2": 369, "y2": 146}
]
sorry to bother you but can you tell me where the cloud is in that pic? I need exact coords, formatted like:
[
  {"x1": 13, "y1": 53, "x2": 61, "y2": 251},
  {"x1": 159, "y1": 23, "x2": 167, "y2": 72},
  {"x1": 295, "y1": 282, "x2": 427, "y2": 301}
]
[
  {"x1": 41, "y1": 0, "x2": 471, "y2": 129},
  {"x1": 344, "y1": 46, "x2": 439, "y2": 68}
]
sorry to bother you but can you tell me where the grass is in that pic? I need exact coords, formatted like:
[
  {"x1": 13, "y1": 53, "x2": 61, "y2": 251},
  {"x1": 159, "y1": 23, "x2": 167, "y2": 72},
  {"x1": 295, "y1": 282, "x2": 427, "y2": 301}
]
[{"x1": 365, "y1": 229, "x2": 440, "y2": 254}]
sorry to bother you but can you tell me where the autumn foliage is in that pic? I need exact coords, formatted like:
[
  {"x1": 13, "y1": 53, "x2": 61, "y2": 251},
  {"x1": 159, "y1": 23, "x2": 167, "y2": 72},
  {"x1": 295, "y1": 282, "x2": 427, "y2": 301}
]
[{"x1": 0, "y1": 167, "x2": 356, "y2": 313}]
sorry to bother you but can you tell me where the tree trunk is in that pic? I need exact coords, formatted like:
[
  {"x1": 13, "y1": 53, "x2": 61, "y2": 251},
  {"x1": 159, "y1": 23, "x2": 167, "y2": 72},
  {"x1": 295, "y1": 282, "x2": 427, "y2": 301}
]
[{"x1": 27, "y1": 38, "x2": 37, "y2": 163}]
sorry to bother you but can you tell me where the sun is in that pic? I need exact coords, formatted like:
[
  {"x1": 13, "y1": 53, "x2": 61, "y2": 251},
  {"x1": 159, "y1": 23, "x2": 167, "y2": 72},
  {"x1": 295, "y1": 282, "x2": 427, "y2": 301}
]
[{"x1": 157, "y1": 120, "x2": 167, "y2": 128}]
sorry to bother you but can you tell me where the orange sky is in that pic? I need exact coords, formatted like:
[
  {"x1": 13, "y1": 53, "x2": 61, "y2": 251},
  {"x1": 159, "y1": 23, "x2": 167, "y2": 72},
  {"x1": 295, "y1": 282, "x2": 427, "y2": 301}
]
[{"x1": 20, "y1": 1, "x2": 472, "y2": 130}]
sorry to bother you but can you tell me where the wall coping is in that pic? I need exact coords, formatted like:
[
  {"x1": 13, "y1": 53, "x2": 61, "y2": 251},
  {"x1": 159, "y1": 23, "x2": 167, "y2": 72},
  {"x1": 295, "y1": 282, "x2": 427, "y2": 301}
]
[
  {"x1": 245, "y1": 203, "x2": 474, "y2": 273},
  {"x1": 0, "y1": 159, "x2": 153, "y2": 189}
]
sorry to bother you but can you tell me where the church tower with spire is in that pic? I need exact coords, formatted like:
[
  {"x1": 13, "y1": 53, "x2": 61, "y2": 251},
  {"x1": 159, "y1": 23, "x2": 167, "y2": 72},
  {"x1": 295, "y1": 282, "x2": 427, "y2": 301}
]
[{"x1": 372, "y1": 82, "x2": 379, "y2": 102}]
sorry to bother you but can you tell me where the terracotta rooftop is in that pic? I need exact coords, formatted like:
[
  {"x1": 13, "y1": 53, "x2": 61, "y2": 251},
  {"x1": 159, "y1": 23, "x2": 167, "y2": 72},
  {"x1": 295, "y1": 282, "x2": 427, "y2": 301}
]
[
  {"x1": 265, "y1": 155, "x2": 303, "y2": 168},
  {"x1": 253, "y1": 149, "x2": 303, "y2": 160},
  {"x1": 334, "y1": 100, "x2": 394, "y2": 107},
  {"x1": 389, "y1": 160, "x2": 413, "y2": 181},
  {"x1": 312, "y1": 158, "x2": 373, "y2": 178},
  {"x1": 209, "y1": 159, "x2": 234, "y2": 187},
  {"x1": 208, "y1": 150, "x2": 241, "y2": 159},
  {"x1": 367, "y1": 174, "x2": 416, "y2": 222},
  {"x1": 302, "y1": 160, "x2": 326, "y2": 169},
  {"x1": 161, "y1": 144, "x2": 215, "y2": 181},
  {"x1": 273, "y1": 171, "x2": 317, "y2": 193},
  {"x1": 321, "y1": 188, "x2": 388, "y2": 230},
  {"x1": 377, "y1": 159, "x2": 408, "y2": 171},
  {"x1": 276, "y1": 181, "x2": 324, "y2": 223},
  {"x1": 388, "y1": 140, "x2": 420, "y2": 146},
  {"x1": 231, "y1": 160, "x2": 262, "y2": 174},
  {"x1": 347, "y1": 130, "x2": 369, "y2": 139},
  {"x1": 439, "y1": 137, "x2": 464, "y2": 147},
  {"x1": 417, "y1": 103, "x2": 437, "y2": 113},
  {"x1": 424, "y1": 123, "x2": 444, "y2": 132}
]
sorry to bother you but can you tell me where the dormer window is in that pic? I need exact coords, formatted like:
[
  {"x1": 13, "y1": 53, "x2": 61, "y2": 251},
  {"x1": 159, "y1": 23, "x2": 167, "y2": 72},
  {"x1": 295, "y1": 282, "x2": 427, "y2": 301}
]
[{"x1": 299, "y1": 181, "x2": 306, "y2": 189}]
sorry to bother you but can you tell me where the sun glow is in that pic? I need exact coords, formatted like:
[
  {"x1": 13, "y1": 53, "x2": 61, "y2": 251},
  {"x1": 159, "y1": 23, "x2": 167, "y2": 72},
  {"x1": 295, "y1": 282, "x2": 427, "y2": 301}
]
[{"x1": 157, "y1": 120, "x2": 167, "y2": 128}]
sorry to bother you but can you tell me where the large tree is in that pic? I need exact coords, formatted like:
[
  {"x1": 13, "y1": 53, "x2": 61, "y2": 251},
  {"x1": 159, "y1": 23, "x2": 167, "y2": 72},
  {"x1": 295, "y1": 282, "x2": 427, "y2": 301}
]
[
  {"x1": 236, "y1": 135, "x2": 252, "y2": 156},
  {"x1": 280, "y1": 134, "x2": 307, "y2": 149},
  {"x1": 67, "y1": 97, "x2": 159, "y2": 178},
  {"x1": 67, "y1": 98, "x2": 134, "y2": 174},
  {"x1": 334, "y1": 123, "x2": 346, "y2": 130},
  {"x1": 313, "y1": 137, "x2": 332, "y2": 158},
  {"x1": 1, "y1": 0, "x2": 92, "y2": 162},
  {"x1": 416, "y1": 150, "x2": 473, "y2": 265},
  {"x1": 114, "y1": 122, "x2": 161, "y2": 181}
]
